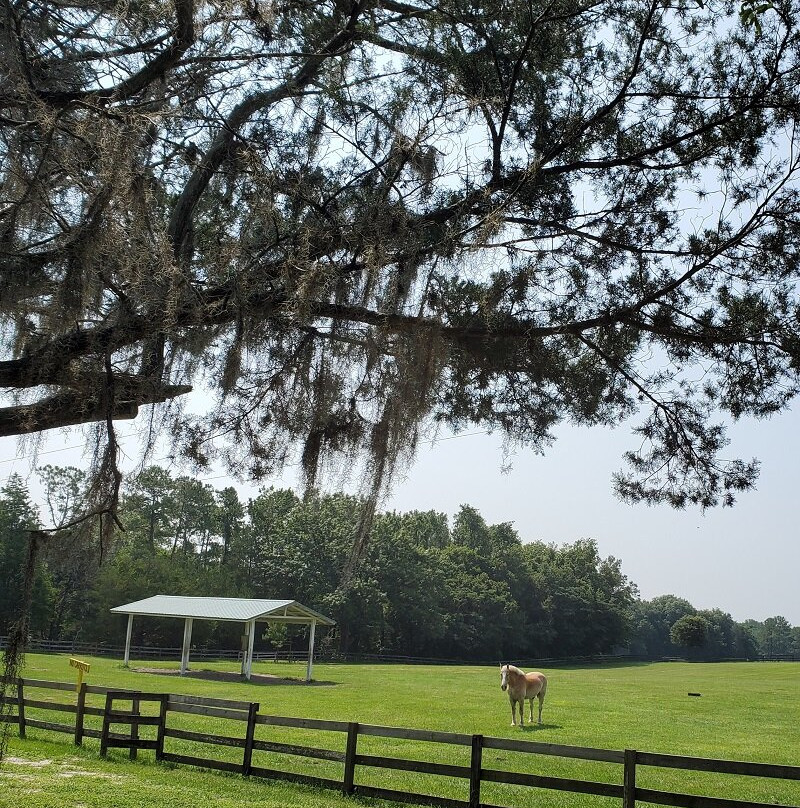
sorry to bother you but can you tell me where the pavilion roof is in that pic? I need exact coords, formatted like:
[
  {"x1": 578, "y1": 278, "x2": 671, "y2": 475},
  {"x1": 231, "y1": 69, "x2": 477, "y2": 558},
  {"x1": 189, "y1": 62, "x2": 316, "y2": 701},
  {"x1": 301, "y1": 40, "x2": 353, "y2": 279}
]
[{"x1": 110, "y1": 595, "x2": 335, "y2": 625}]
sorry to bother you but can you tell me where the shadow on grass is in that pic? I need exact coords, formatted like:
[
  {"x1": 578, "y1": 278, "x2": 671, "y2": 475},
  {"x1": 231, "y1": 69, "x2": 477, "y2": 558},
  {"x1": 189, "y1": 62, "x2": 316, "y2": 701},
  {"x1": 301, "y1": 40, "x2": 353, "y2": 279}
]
[
  {"x1": 516, "y1": 722, "x2": 562, "y2": 731},
  {"x1": 130, "y1": 667, "x2": 338, "y2": 686}
]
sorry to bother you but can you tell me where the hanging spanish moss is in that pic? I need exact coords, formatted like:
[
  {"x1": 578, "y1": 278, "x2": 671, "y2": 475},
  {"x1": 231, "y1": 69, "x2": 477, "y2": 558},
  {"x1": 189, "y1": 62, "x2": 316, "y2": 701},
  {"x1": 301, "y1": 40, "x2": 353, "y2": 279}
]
[
  {"x1": 0, "y1": 531, "x2": 44, "y2": 766},
  {"x1": 3, "y1": 0, "x2": 800, "y2": 649}
]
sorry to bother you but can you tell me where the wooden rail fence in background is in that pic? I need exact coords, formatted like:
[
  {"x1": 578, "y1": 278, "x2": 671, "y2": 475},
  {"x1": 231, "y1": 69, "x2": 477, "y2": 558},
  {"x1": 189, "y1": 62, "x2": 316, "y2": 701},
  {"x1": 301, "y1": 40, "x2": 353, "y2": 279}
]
[
  {"x1": 4, "y1": 636, "x2": 798, "y2": 665},
  {"x1": 2, "y1": 678, "x2": 799, "y2": 808}
]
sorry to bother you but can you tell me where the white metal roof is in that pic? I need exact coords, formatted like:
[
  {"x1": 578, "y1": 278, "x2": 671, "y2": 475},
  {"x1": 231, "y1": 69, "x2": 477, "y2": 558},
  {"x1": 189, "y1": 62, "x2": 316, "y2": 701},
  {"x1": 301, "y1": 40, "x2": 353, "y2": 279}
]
[{"x1": 110, "y1": 595, "x2": 335, "y2": 625}]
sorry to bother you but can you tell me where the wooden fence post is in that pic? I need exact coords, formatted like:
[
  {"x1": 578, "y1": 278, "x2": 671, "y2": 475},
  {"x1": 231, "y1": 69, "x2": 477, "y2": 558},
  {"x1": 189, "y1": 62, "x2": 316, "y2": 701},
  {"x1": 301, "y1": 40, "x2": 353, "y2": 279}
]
[
  {"x1": 155, "y1": 694, "x2": 168, "y2": 762},
  {"x1": 100, "y1": 692, "x2": 113, "y2": 758},
  {"x1": 624, "y1": 748, "x2": 637, "y2": 808},
  {"x1": 343, "y1": 722, "x2": 359, "y2": 795},
  {"x1": 17, "y1": 679, "x2": 25, "y2": 738},
  {"x1": 469, "y1": 734, "x2": 483, "y2": 808},
  {"x1": 74, "y1": 682, "x2": 87, "y2": 746},
  {"x1": 243, "y1": 702, "x2": 259, "y2": 775},
  {"x1": 129, "y1": 695, "x2": 140, "y2": 761},
  {"x1": 16, "y1": 678, "x2": 25, "y2": 739}
]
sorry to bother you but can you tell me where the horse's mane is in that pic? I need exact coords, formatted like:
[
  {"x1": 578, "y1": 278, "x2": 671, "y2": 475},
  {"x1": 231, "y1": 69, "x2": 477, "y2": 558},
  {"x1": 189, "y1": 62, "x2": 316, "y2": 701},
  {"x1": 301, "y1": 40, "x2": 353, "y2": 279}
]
[{"x1": 504, "y1": 664, "x2": 524, "y2": 675}]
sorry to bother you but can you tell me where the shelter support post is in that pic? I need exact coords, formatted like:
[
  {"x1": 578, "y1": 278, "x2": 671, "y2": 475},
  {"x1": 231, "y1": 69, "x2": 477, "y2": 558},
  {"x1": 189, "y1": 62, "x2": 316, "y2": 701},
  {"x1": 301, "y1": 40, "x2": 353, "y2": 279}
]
[
  {"x1": 306, "y1": 619, "x2": 316, "y2": 682},
  {"x1": 246, "y1": 619, "x2": 256, "y2": 680},
  {"x1": 123, "y1": 614, "x2": 133, "y2": 666},
  {"x1": 180, "y1": 617, "x2": 193, "y2": 675}
]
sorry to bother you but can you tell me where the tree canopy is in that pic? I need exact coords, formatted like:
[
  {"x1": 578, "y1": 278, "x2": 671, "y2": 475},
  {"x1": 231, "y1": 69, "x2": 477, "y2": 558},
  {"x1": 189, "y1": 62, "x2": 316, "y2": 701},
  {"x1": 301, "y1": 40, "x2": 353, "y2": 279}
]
[
  {"x1": 3, "y1": 0, "x2": 800, "y2": 538},
  {"x1": 2, "y1": 466, "x2": 795, "y2": 659}
]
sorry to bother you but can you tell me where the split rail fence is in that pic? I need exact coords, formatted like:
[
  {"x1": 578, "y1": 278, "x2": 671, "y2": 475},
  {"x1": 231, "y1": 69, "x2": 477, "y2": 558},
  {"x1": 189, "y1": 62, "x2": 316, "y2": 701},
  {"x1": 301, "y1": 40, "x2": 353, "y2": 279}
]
[
  {"x1": 6, "y1": 637, "x2": 798, "y2": 664},
  {"x1": 2, "y1": 678, "x2": 799, "y2": 808}
]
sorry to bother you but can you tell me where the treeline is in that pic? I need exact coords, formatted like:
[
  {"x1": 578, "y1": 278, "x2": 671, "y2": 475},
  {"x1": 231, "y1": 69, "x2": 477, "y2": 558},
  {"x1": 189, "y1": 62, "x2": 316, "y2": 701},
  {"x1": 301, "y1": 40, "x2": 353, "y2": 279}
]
[{"x1": 1, "y1": 467, "x2": 798, "y2": 661}]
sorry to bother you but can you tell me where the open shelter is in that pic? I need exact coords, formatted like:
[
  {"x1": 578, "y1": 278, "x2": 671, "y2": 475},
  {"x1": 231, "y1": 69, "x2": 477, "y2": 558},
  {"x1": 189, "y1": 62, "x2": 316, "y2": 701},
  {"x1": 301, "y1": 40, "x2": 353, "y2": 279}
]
[{"x1": 111, "y1": 595, "x2": 335, "y2": 682}]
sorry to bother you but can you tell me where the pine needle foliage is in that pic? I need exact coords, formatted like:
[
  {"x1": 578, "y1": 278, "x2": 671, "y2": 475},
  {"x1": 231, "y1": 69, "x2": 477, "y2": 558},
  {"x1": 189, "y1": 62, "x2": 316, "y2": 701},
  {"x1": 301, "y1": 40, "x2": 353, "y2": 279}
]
[{"x1": 2, "y1": 0, "x2": 800, "y2": 519}]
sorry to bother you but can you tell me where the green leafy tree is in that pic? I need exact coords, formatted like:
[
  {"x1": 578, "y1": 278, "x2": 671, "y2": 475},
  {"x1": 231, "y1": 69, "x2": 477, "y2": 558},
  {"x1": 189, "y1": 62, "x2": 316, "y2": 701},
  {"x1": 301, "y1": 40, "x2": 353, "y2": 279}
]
[
  {"x1": 122, "y1": 467, "x2": 178, "y2": 555},
  {"x1": 744, "y1": 616, "x2": 796, "y2": 656},
  {"x1": 762, "y1": 616, "x2": 795, "y2": 656},
  {"x1": 395, "y1": 510, "x2": 451, "y2": 551},
  {"x1": 791, "y1": 626, "x2": 800, "y2": 656},
  {"x1": 215, "y1": 487, "x2": 245, "y2": 566},
  {"x1": 434, "y1": 509, "x2": 539, "y2": 660},
  {"x1": 244, "y1": 489, "x2": 350, "y2": 602},
  {"x1": 629, "y1": 595, "x2": 697, "y2": 656},
  {"x1": 368, "y1": 511, "x2": 448, "y2": 655},
  {"x1": 85, "y1": 466, "x2": 242, "y2": 646},
  {"x1": 1, "y1": 462, "x2": 788, "y2": 666},
  {"x1": 35, "y1": 466, "x2": 98, "y2": 639},
  {"x1": 231, "y1": 488, "x2": 301, "y2": 590},
  {"x1": 86, "y1": 547, "x2": 239, "y2": 648},
  {"x1": 436, "y1": 544, "x2": 521, "y2": 660},
  {"x1": 525, "y1": 540, "x2": 636, "y2": 656},
  {"x1": 670, "y1": 615, "x2": 710, "y2": 651},
  {"x1": 696, "y1": 608, "x2": 755, "y2": 660},
  {"x1": 0, "y1": 476, "x2": 51, "y2": 636},
  {"x1": 169, "y1": 477, "x2": 218, "y2": 559},
  {"x1": 452, "y1": 505, "x2": 493, "y2": 554}
]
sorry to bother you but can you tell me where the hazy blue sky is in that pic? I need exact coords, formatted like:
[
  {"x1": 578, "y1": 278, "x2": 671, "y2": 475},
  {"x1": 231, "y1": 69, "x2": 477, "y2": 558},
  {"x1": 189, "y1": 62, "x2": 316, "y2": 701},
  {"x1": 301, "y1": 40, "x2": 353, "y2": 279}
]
[
  {"x1": 384, "y1": 413, "x2": 800, "y2": 625},
  {"x1": 1, "y1": 405, "x2": 798, "y2": 625}
]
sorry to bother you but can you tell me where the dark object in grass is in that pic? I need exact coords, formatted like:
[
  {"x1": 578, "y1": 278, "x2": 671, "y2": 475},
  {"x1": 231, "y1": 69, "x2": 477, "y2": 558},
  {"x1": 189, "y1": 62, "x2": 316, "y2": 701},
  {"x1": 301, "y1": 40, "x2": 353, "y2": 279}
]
[{"x1": 688, "y1": 692, "x2": 702, "y2": 697}]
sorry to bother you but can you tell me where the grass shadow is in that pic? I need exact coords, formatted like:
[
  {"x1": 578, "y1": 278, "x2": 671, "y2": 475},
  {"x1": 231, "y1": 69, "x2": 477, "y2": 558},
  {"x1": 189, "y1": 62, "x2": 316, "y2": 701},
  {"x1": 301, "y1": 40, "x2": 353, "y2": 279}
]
[
  {"x1": 517, "y1": 722, "x2": 562, "y2": 731},
  {"x1": 130, "y1": 666, "x2": 338, "y2": 686}
]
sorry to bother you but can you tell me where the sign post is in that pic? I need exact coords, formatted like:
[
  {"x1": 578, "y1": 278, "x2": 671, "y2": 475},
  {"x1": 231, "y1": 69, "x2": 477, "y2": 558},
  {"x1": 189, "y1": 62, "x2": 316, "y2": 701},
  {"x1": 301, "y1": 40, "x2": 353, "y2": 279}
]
[{"x1": 69, "y1": 657, "x2": 90, "y2": 694}]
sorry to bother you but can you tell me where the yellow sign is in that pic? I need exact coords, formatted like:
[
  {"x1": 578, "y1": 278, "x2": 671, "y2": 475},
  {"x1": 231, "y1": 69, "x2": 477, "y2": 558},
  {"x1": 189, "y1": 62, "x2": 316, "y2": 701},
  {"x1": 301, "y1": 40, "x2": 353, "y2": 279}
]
[
  {"x1": 69, "y1": 657, "x2": 90, "y2": 673},
  {"x1": 69, "y1": 657, "x2": 90, "y2": 693}
]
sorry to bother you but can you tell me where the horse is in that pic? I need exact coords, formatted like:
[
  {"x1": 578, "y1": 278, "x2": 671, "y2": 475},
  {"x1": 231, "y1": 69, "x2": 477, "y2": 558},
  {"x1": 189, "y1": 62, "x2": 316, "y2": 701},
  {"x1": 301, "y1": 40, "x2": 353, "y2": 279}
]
[{"x1": 500, "y1": 664, "x2": 547, "y2": 727}]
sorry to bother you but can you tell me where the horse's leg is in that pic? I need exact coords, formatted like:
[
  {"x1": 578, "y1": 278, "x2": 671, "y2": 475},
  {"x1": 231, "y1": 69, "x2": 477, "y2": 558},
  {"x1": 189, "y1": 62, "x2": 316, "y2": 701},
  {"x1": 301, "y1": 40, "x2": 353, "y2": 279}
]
[
  {"x1": 537, "y1": 693, "x2": 543, "y2": 724},
  {"x1": 529, "y1": 697, "x2": 534, "y2": 724},
  {"x1": 518, "y1": 698, "x2": 525, "y2": 727},
  {"x1": 510, "y1": 697, "x2": 516, "y2": 726}
]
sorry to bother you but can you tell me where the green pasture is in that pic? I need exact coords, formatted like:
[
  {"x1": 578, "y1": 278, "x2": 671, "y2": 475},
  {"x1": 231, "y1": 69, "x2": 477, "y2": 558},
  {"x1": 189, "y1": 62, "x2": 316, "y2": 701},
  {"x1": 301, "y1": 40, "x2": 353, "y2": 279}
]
[{"x1": 2, "y1": 654, "x2": 799, "y2": 808}]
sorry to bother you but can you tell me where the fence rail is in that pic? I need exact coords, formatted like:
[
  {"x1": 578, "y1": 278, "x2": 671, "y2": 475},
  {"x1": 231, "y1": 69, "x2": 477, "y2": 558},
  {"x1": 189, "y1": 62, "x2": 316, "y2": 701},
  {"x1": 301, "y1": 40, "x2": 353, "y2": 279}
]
[
  {"x1": 4, "y1": 636, "x2": 798, "y2": 665},
  {"x1": 2, "y1": 678, "x2": 799, "y2": 808}
]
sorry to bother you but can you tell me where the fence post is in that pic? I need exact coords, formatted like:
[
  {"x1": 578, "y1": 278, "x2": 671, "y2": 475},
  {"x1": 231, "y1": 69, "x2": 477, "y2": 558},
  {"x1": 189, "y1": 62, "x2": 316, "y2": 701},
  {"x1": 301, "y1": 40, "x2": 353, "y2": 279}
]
[
  {"x1": 343, "y1": 722, "x2": 359, "y2": 795},
  {"x1": 16, "y1": 678, "x2": 25, "y2": 739},
  {"x1": 74, "y1": 682, "x2": 87, "y2": 746},
  {"x1": 100, "y1": 692, "x2": 113, "y2": 757},
  {"x1": 623, "y1": 748, "x2": 637, "y2": 808},
  {"x1": 155, "y1": 694, "x2": 168, "y2": 762},
  {"x1": 243, "y1": 702, "x2": 259, "y2": 776},
  {"x1": 469, "y1": 734, "x2": 483, "y2": 808},
  {"x1": 129, "y1": 695, "x2": 140, "y2": 761}
]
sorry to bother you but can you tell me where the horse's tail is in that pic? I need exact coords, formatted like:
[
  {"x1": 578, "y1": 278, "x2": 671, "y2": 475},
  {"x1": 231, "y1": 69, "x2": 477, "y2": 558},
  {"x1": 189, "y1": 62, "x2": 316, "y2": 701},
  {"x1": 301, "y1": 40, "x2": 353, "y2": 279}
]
[{"x1": 538, "y1": 674, "x2": 548, "y2": 703}]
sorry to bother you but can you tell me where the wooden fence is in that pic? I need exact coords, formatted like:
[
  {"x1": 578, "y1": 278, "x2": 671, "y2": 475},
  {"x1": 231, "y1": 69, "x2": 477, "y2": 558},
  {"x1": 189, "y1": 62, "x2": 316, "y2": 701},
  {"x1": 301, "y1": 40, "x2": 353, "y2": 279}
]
[
  {"x1": 5, "y1": 636, "x2": 797, "y2": 665},
  {"x1": 0, "y1": 636, "x2": 292, "y2": 662},
  {"x1": 2, "y1": 678, "x2": 799, "y2": 808}
]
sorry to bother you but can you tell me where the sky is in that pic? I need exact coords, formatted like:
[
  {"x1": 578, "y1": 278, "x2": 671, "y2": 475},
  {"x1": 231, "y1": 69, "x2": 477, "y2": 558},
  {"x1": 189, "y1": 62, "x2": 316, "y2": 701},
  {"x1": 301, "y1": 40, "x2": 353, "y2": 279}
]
[
  {"x1": 1, "y1": 402, "x2": 798, "y2": 626},
  {"x1": 385, "y1": 413, "x2": 800, "y2": 626}
]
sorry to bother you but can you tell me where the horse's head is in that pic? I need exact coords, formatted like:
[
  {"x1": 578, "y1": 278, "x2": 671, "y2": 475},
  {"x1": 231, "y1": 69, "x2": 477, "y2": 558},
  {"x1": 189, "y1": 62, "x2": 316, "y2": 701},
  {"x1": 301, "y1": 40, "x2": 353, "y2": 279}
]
[{"x1": 500, "y1": 663, "x2": 508, "y2": 691}]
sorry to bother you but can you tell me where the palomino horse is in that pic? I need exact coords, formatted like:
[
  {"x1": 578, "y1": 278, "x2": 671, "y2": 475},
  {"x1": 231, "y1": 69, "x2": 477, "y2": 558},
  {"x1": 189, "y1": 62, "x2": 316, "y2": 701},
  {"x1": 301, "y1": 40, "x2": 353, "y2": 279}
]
[{"x1": 500, "y1": 664, "x2": 547, "y2": 727}]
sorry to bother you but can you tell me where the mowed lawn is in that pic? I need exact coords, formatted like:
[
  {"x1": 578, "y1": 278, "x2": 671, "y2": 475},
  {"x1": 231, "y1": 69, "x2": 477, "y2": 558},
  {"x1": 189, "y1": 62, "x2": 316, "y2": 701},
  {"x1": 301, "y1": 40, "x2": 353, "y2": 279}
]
[{"x1": 2, "y1": 654, "x2": 799, "y2": 808}]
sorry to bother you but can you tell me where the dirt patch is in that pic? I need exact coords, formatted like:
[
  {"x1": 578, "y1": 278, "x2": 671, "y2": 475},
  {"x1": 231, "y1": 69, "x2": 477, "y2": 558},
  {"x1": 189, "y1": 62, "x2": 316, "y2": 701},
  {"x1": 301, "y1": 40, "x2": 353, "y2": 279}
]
[
  {"x1": 2, "y1": 757, "x2": 126, "y2": 781},
  {"x1": 0, "y1": 773, "x2": 42, "y2": 790},
  {"x1": 53, "y1": 767, "x2": 125, "y2": 781},
  {"x1": 130, "y1": 667, "x2": 335, "y2": 686},
  {"x1": 3, "y1": 757, "x2": 52, "y2": 767}
]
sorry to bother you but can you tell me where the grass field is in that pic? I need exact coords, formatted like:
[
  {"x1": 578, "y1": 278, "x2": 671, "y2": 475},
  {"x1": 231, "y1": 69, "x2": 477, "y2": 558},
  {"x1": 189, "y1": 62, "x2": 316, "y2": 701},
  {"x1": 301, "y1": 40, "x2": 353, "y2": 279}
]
[{"x1": 2, "y1": 654, "x2": 799, "y2": 808}]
